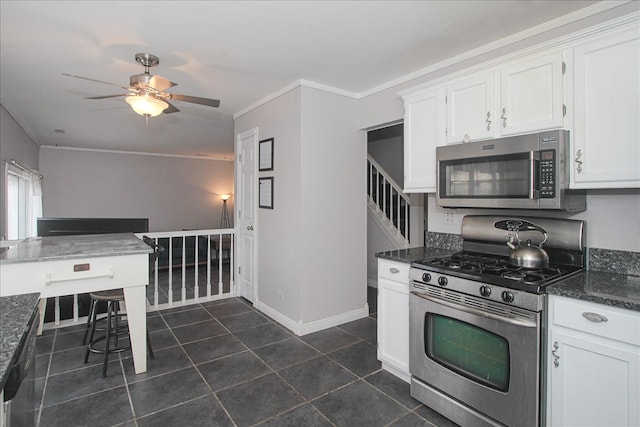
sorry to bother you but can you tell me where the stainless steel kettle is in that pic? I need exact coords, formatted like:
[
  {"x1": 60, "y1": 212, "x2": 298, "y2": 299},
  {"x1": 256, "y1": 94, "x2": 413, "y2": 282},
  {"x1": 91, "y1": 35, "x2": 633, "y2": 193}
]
[{"x1": 506, "y1": 225, "x2": 550, "y2": 269}]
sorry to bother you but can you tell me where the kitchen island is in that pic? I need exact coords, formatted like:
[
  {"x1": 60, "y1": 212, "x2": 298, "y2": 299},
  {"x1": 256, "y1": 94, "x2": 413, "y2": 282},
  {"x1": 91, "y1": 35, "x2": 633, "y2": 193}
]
[{"x1": 0, "y1": 233, "x2": 152, "y2": 374}]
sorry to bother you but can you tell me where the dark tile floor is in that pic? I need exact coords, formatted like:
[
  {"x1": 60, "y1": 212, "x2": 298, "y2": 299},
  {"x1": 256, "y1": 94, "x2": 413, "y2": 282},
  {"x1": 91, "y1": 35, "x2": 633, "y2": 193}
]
[{"x1": 34, "y1": 287, "x2": 458, "y2": 427}]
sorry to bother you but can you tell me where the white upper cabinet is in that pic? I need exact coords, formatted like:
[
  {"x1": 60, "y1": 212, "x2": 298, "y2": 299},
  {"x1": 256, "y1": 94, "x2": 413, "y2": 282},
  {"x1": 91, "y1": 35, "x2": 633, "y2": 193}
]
[
  {"x1": 499, "y1": 53, "x2": 564, "y2": 135},
  {"x1": 445, "y1": 53, "x2": 564, "y2": 144},
  {"x1": 403, "y1": 87, "x2": 445, "y2": 193},
  {"x1": 446, "y1": 73, "x2": 495, "y2": 144},
  {"x1": 570, "y1": 26, "x2": 640, "y2": 189}
]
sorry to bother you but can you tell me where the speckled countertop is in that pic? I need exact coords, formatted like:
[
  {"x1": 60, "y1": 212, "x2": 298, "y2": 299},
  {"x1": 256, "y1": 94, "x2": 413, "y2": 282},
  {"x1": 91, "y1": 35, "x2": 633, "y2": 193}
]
[
  {"x1": 547, "y1": 271, "x2": 640, "y2": 312},
  {"x1": 0, "y1": 293, "x2": 39, "y2": 389},
  {"x1": 0, "y1": 233, "x2": 152, "y2": 265},
  {"x1": 375, "y1": 246, "x2": 456, "y2": 263},
  {"x1": 375, "y1": 244, "x2": 640, "y2": 313}
]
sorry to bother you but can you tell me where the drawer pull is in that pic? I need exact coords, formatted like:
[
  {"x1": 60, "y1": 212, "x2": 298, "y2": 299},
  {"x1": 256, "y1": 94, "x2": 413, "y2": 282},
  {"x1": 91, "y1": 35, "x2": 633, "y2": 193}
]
[
  {"x1": 45, "y1": 268, "x2": 114, "y2": 285},
  {"x1": 389, "y1": 268, "x2": 400, "y2": 274},
  {"x1": 582, "y1": 312, "x2": 608, "y2": 323}
]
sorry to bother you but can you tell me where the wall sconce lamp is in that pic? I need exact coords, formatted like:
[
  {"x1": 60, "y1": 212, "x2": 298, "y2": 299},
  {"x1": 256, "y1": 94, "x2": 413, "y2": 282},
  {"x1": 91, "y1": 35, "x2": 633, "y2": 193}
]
[{"x1": 220, "y1": 194, "x2": 231, "y2": 229}]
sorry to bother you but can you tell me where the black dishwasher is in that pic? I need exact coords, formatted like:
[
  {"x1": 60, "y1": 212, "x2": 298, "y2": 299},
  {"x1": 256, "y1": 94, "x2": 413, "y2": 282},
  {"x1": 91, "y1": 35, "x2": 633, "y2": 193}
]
[{"x1": 3, "y1": 307, "x2": 37, "y2": 427}]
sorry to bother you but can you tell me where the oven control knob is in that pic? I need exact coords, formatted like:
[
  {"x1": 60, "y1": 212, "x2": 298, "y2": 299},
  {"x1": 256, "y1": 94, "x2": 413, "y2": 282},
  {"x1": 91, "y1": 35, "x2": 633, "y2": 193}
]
[
  {"x1": 437, "y1": 276, "x2": 448, "y2": 287},
  {"x1": 479, "y1": 286, "x2": 492, "y2": 297},
  {"x1": 422, "y1": 272, "x2": 432, "y2": 283},
  {"x1": 501, "y1": 291, "x2": 515, "y2": 303}
]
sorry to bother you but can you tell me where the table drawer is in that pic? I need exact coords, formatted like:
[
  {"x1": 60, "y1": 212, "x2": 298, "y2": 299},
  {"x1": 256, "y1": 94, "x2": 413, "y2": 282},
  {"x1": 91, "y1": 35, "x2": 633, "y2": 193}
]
[
  {"x1": 551, "y1": 296, "x2": 640, "y2": 347},
  {"x1": 0, "y1": 254, "x2": 148, "y2": 298},
  {"x1": 378, "y1": 259, "x2": 410, "y2": 283}
]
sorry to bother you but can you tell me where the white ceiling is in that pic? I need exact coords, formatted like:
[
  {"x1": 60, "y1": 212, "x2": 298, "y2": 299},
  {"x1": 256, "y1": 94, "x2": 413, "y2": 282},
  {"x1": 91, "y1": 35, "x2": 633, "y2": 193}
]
[{"x1": 1, "y1": 0, "x2": 605, "y2": 159}]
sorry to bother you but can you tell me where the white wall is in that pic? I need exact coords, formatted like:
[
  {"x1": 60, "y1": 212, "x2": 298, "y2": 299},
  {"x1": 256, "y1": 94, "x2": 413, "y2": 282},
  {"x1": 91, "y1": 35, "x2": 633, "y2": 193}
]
[
  {"x1": 0, "y1": 105, "x2": 40, "y2": 238},
  {"x1": 39, "y1": 147, "x2": 235, "y2": 232}
]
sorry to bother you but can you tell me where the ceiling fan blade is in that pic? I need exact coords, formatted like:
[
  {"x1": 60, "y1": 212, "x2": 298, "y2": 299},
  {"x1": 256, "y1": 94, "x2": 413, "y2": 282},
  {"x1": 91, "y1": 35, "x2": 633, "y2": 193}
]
[
  {"x1": 85, "y1": 94, "x2": 127, "y2": 100},
  {"x1": 62, "y1": 73, "x2": 130, "y2": 91},
  {"x1": 148, "y1": 75, "x2": 177, "y2": 92},
  {"x1": 162, "y1": 101, "x2": 180, "y2": 114},
  {"x1": 169, "y1": 93, "x2": 220, "y2": 108}
]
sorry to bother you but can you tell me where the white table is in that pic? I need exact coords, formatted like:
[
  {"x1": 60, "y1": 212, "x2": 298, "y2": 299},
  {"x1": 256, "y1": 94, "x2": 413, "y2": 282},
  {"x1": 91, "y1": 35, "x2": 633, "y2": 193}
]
[{"x1": 0, "y1": 233, "x2": 151, "y2": 374}]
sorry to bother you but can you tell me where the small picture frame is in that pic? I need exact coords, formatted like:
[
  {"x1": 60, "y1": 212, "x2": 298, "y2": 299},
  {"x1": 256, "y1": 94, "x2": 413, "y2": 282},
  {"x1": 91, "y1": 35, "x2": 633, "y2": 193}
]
[
  {"x1": 259, "y1": 138, "x2": 274, "y2": 171},
  {"x1": 259, "y1": 177, "x2": 274, "y2": 209}
]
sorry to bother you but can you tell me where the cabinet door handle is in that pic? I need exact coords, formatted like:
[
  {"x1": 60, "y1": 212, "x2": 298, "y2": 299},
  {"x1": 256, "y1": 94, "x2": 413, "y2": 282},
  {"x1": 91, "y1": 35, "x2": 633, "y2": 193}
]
[
  {"x1": 389, "y1": 267, "x2": 400, "y2": 274},
  {"x1": 552, "y1": 341, "x2": 560, "y2": 368},
  {"x1": 575, "y1": 150, "x2": 583, "y2": 174},
  {"x1": 501, "y1": 107, "x2": 507, "y2": 128},
  {"x1": 486, "y1": 111, "x2": 491, "y2": 131},
  {"x1": 582, "y1": 312, "x2": 608, "y2": 323}
]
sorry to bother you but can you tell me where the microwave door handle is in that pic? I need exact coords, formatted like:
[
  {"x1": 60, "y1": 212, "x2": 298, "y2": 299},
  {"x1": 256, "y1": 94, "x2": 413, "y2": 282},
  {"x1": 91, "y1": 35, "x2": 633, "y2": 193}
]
[{"x1": 530, "y1": 151, "x2": 539, "y2": 200}]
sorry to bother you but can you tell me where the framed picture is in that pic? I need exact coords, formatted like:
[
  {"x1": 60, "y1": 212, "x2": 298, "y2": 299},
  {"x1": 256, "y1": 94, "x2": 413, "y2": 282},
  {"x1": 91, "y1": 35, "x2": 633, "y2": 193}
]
[
  {"x1": 259, "y1": 138, "x2": 274, "y2": 171},
  {"x1": 259, "y1": 177, "x2": 274, "y2": 209}
]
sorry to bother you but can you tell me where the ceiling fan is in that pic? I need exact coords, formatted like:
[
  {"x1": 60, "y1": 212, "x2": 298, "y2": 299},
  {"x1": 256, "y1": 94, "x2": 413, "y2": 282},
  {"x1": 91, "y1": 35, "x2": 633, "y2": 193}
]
[{"x1": 63, "y1": 53, "x2": 220, "y2": 118}]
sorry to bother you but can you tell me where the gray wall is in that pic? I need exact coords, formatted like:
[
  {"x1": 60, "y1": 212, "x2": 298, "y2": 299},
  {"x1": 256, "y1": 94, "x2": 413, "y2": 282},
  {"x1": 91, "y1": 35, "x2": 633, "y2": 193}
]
[
  {"x1": 39, "y1": 147, "x2": 235, "y2": 232},
  {"x1": 0, "y1": 105, "x2": 40, "y2": 239},
  {"x1": 235, "y1": 85, "x2": 366, "y2": 327}
]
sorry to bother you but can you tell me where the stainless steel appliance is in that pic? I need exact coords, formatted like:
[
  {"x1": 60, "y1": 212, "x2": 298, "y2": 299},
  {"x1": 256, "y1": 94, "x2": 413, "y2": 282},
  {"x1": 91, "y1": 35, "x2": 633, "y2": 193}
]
[
  {"x1": 436, "y1": 130, "x2": 586, "y2": 212},
  {"x1": 409, "y1": 215, "x2": 585, "y2": 427}
]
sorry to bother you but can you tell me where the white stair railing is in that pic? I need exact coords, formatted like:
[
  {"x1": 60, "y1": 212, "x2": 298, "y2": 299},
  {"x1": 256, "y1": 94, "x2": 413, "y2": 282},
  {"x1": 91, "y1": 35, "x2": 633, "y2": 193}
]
[{"x1": 367, "y1": 155, "x2": 410, "y2": 242}]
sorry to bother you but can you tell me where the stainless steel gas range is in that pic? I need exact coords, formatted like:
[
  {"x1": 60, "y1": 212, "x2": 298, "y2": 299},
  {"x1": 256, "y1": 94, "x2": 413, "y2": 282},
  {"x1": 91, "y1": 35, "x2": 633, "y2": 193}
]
[{"x1": 409, "y1": 215, "x2": 585, "y2": 427}]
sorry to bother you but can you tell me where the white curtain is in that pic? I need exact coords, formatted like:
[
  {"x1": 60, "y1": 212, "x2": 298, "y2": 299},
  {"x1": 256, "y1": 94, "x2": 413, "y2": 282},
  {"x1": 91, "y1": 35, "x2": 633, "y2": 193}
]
[
  {"x1": 5, "y1": 163, "x2": 43, "y2": 239},
  {"x1": 29, "y1": 171, "x2": 43, "y2": 238}
]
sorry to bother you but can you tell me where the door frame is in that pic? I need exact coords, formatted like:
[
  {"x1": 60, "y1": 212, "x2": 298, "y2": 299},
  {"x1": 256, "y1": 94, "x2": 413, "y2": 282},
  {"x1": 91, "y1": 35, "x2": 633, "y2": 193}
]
[{"x1": 235, "y1": 127, "x2": 259, "y2": 304}]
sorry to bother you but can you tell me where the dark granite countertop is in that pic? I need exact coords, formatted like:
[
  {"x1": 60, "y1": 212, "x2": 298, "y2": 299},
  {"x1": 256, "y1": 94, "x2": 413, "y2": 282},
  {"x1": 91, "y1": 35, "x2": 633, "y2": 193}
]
[
  {"x1": 375, "y1": 244, "x2": 640, "y2": 313},
  {"x1": 547, "y1": 271, "x2": 640, "y2": 312},
  {"x1": 375, "y1": 246, "x2": 456, "y2": 263},
  {"x1": 0, "y1": 233, "x2": 152, "y2": 265},
  {"x1": 0, "y1": 293, "x2": 40, "y2": 389}
]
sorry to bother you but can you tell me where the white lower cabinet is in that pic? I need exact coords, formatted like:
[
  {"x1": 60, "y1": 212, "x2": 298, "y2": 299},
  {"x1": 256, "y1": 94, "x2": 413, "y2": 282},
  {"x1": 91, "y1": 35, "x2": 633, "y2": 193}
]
[
  {"x1": 377, "y1": 258, "x2": 411, "y2": 383},
  {"x1": 547, "y1": 295, "x2": 640, "y2": 426}
]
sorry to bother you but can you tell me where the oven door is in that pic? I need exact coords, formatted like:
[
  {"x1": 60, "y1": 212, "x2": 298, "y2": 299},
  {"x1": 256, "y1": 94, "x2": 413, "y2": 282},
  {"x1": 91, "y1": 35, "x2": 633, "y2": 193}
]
[{"x1": 409, "y1": 289, "x2": 541, "y2": 427}]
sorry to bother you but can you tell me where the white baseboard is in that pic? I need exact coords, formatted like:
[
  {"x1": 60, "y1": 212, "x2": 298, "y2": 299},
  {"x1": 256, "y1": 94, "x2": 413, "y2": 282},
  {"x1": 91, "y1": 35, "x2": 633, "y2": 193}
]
[{"x1": 255, "y1": 301, "x2": 370, "y2": 336}]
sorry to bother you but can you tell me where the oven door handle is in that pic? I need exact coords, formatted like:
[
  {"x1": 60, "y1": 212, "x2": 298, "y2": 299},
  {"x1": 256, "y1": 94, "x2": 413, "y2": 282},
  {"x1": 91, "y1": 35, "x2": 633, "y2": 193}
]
[{"x1": 416, "y1": 292, "x2": 538, "y2": 328}]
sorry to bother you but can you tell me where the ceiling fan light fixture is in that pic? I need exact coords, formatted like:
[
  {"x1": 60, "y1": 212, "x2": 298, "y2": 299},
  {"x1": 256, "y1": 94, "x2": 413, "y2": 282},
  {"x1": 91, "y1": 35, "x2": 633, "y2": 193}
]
[{"x1": 125, "y1": 94, "x2": 168, "y2": 117}]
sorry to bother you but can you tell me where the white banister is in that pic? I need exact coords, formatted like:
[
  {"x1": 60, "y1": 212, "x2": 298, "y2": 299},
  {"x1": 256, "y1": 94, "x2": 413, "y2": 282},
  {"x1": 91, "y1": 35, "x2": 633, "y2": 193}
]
[
  {"x1": 38, "y1": 228, "x2": 235, "y2": 330},
  {"x1": 367, "y1": 155, "x2": 411, "y2": 242}
]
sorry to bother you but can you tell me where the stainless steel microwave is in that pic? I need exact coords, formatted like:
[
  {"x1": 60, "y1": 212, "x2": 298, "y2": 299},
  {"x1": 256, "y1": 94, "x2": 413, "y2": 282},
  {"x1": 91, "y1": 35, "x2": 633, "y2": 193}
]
[{"x1": 436, "y1": 130, "x2": 586, "y2": 212}]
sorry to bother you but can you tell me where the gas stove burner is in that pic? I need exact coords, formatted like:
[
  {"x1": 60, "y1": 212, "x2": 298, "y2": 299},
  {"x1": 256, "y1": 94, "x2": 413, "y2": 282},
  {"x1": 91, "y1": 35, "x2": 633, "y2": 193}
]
[
  {"x1": 445, "y1": 260, "x2": 463, "y2": 269},
  {"x1": 483, "y1": 263, "x2": 507, "y2": 273},
  {"x1": 461, "y1": 262, "x2": 483, "y2": 273},
  {"x1": 502, "y1": 271, "x2": 526, "y2": 281}
]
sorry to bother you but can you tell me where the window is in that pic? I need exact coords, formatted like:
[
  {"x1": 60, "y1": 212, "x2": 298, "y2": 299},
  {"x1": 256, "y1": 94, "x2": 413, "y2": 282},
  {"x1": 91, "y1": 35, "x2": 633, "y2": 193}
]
[{"x1": 6, "y1": 164, "x2": 42, "y2": 239}]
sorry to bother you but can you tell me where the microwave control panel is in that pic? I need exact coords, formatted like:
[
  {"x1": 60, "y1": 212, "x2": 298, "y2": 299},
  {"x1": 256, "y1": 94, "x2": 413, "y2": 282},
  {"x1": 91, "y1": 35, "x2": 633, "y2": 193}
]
[{"x1": 540, "y1": 149, "x2": 556, "y2": 198}]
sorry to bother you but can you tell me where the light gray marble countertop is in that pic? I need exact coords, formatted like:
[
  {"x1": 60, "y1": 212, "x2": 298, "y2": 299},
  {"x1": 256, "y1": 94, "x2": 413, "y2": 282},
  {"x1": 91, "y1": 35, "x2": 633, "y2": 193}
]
[{"x1": 0, "y1": 233, "x2": 151, "y2": 265}]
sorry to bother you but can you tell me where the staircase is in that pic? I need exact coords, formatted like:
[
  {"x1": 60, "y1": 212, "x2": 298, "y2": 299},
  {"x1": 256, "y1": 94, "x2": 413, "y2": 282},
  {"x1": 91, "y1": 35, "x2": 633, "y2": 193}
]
[{"x1": 367, "y1": 155, "x2": 410, "y2": 247}]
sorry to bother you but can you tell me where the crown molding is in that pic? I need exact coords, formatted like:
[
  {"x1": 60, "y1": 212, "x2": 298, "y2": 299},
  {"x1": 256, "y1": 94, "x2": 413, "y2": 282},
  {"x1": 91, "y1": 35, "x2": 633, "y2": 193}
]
[
  {"x1": 234, "y1": 1, "x2": 635, "y2": 119},
  {"x1": 39, "y1": 145, "x2": 234, "y2": 161}
]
